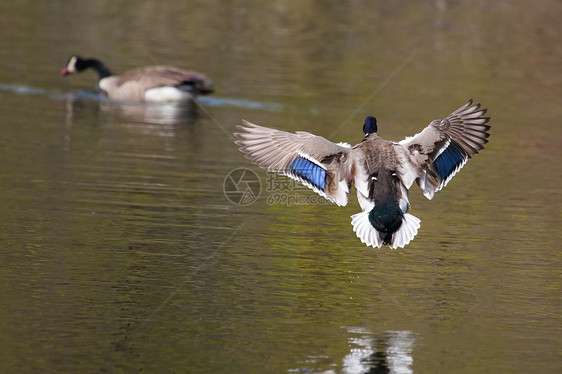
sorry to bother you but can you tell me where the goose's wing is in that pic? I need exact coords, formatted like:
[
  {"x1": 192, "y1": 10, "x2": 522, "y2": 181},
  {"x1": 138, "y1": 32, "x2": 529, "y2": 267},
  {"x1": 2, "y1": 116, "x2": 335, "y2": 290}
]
[
  {"x1": 118, "y1": 66, "x2": 213, "y2": 92},
  {"x1": 234, "y1": 120, "x2": 353, "y2": 206},
  {"x1": 398, "y1": 99, "x2": 491, "y2": 199}
]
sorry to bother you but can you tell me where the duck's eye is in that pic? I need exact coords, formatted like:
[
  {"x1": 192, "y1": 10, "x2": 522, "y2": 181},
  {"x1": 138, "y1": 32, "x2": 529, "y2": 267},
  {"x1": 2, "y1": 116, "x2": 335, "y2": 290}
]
[
  {"x1": 371, "y1": 175, "x2": 378, "y2": 181},
  {"x1": 391, "y1": 172, "x2": 398, "y2": 178}
]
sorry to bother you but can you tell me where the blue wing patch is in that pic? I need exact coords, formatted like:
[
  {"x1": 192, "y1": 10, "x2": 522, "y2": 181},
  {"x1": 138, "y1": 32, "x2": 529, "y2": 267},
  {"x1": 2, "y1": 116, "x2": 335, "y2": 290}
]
[
  {"x1": 433, "y1": 141, "x2": 468, "y2": 181},
  {"x1": 289, "y1": 156, "x2": 326, "y2": 190}
]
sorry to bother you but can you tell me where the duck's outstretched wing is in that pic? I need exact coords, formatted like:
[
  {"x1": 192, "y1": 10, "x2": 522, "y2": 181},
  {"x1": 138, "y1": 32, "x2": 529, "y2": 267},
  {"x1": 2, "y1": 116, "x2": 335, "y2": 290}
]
[
  {"x1": 234, "y1": 120, "x2": 353, "y2": 206},
  {"x1": 398, "y1": 99, "x2": 491, "y2": 199}
]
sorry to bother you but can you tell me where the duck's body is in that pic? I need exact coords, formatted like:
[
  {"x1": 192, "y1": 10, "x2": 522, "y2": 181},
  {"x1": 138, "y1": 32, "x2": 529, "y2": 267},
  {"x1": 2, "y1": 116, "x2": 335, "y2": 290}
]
[
  {"x1": 350, "y1": 136, "x2": 416, "y2": 247},
  {"x1": 61, "y1": 55, "x2": 213, "y2": 102},
  {"x1": 234, "y1": 100, "x2": 491, "y2": 248}
]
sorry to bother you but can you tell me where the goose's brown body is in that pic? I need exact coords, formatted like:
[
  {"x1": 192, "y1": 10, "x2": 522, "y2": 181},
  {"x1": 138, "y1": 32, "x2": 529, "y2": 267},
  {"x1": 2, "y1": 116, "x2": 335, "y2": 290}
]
[{"x1": 61, "y1": 55, "x2": 213, "y2": 102}]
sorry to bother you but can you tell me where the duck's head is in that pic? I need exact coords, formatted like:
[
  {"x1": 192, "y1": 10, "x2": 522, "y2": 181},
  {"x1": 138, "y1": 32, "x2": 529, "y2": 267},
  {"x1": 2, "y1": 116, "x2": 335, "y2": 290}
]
[
  {"x1": 363, "y1": 116, "x2": 377, "y2": 136},
  {"x1": 61, "y1": 55, "x2": 84, "y2": 76}
]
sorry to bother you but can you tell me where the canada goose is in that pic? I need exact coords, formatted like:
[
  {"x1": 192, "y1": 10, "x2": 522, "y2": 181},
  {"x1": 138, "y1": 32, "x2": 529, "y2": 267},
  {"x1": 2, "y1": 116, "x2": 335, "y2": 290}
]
[
  {"x1": 234, "y1": 99, "x2": 491, "y2": 248},
  {"x1": 61, "y1": 55, "x2": 213, "y2": 102}
]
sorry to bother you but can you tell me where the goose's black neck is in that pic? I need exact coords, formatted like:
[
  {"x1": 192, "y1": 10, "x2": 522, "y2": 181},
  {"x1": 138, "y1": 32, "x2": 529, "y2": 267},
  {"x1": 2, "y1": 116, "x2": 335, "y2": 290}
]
[{"x1": 81, "y1": 58, "x2": 113, "y2": 79}]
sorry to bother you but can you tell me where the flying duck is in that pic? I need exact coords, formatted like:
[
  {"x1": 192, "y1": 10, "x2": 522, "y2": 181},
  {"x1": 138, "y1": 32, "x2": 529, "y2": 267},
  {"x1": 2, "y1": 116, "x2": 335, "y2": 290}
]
[
  {"x1": 234, "y1": 99, "x2": 491, "y2": 248},
  {"x1": 61, "y1": 55, "x2": 213, "y2": 102}
]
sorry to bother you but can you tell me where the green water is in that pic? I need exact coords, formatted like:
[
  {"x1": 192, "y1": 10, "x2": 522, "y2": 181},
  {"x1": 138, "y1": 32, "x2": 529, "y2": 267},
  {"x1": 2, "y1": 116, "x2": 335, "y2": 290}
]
[{"x1": 0, "y1": 1, "x2": 560, "y2": 373}]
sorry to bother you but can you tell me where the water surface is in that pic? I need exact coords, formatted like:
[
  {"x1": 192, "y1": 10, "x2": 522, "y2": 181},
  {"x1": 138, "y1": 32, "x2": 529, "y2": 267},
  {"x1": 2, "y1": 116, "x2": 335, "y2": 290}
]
[{"x1": 0, "y1": 1, "x2": 560, "y2": 373}]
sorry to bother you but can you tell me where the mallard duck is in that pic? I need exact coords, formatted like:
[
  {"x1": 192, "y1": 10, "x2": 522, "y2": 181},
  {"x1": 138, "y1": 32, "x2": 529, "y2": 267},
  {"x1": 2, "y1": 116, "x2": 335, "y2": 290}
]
[
  {"x1": 61, "y1": 55, "x2": 213, "y2": 102},
  {"x1": 234, "y1": 99, "x2": 491, "y2": 248}
]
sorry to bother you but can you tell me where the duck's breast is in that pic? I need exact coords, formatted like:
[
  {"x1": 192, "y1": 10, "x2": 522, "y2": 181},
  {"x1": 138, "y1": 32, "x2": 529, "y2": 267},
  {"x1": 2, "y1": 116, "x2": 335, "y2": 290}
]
[
  {"x1": 353, "y1": 139, "x2": 411, "y2": 213},
  {"x1": 352, "y1": 139, "x2": 395, "y2": 193}
]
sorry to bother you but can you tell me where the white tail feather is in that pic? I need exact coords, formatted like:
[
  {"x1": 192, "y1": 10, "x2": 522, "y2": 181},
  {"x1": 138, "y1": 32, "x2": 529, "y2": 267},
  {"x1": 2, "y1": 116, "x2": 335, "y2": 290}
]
[
  {"x1": 389, "y1": 213, "x2": 421, "y2": 249},
  {"x1": 350, "y1": 212, "x2": 383, "y2": 248},
  {"x1": 351, "y1": 211, "x2": 421, "y2": 249}
]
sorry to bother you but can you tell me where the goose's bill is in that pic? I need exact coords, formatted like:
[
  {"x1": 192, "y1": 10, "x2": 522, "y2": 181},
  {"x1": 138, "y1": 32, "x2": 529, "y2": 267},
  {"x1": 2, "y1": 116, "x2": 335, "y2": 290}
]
[{"x1": 61, "y1": 67, "x2": 70, "y2": 76}]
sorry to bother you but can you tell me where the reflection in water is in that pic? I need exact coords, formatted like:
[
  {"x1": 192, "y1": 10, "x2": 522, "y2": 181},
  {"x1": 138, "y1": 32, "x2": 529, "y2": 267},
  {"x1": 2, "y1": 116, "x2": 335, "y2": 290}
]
[
  {"x1": 0, "y1": 82, "x2": 306, "y2": 124},
  {"x1": 291, "y1": 327, "x2": 415, "y2": 374},
  {"x1": 342, "y1": 327, "x2": 414, "y2": 374},
  {"x1": 1, "y1": 81, "x2": 285, "y2": 126},
  {"x1": 0, "y1": 82, "x2": 46, "y2": 95},
  {"x1": 61, "y1": 91, "x2": 198, "y2": 126},
  {"x1": 100, "y1": 101, "x2": 197, "y2": 126},
  {"x1": 197, "y1": 96, "x2": 284, "y2": 111}
]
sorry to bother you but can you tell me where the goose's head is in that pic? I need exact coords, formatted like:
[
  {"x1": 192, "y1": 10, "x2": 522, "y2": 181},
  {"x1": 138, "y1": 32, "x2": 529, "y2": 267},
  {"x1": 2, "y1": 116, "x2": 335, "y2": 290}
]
[
  {"x1": 61, "y1": 55, "x2": 84, "y2": 76},
  {"x1": 363, "y1": 116, "x2": 378, "y2": 136}
]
